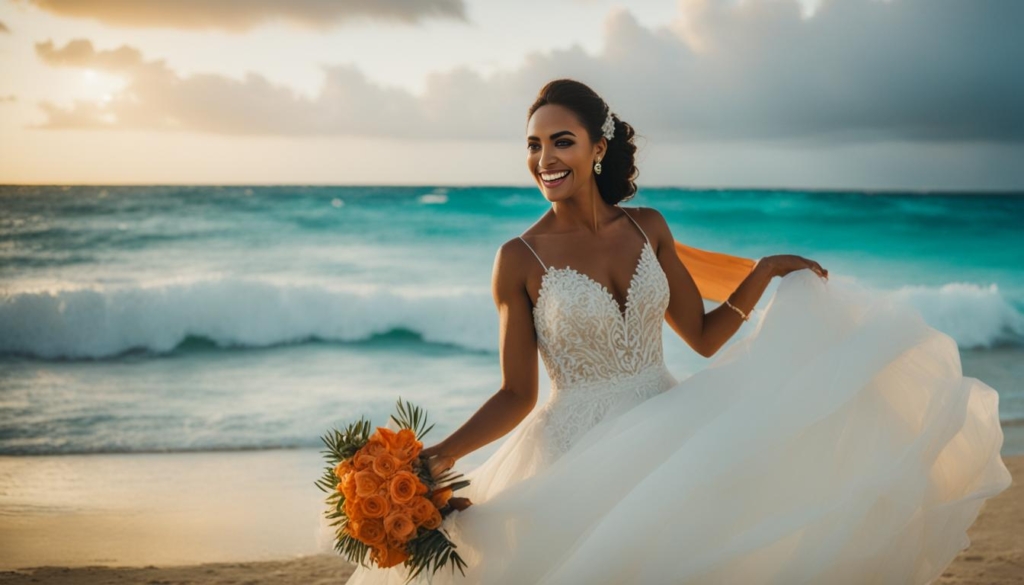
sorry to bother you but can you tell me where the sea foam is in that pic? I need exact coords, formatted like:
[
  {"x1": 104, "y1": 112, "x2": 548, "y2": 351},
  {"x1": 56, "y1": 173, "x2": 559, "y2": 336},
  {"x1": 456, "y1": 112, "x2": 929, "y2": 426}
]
[
  {"x1": 0, "y1": 277, "x2": 496, "y2": 359},
  {"x1": 1, "y1": 277, "x2": 1021, "y2": 360}
]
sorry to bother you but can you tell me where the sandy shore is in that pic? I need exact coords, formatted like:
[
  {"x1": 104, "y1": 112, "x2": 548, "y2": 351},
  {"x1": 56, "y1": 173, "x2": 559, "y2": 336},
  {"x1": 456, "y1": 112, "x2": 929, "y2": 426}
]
[{"x1": 1, "y1": 455, "x2": 1019, "y2": 584}]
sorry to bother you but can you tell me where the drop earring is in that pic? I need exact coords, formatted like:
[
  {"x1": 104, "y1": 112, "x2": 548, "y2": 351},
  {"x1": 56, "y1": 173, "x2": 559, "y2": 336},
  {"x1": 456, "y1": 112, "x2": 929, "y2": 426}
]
[{"x1": 594, "y1": 160, "x2": 602, "y2": 175}]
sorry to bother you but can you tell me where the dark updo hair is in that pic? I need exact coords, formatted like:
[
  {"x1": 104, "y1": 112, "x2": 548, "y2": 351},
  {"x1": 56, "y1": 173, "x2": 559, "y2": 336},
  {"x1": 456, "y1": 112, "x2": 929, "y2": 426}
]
[{"x1": 527, "y1": 78, "x2": 639, "y2": 205}]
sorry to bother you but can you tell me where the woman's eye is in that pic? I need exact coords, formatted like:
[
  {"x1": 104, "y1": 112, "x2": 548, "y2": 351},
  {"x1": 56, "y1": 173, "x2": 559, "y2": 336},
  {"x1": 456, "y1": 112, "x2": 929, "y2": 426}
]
[{"x1": 527, "y1": 140, "x2": 572, "y2": 150}]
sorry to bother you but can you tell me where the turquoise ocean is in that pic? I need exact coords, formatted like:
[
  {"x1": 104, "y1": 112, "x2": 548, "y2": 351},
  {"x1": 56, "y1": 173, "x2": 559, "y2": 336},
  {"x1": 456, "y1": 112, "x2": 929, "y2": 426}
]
[{"x1": 2, "y1": 185, "x2": 1023, "y2": 462}]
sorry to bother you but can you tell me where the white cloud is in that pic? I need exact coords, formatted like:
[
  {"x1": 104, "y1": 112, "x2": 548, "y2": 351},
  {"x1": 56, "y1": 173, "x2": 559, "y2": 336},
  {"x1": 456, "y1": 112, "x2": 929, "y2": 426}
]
[{"x1": 28, "y1": 0, "x2": 1024, "y2": 147}]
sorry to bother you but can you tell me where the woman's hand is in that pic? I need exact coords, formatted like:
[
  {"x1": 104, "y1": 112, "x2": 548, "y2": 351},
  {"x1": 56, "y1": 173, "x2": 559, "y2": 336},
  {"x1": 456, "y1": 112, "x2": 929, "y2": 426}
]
[
  {"x1": 420, "y1": 444, "x2": 456, "y2": 481},
  {"x1": 760, "y1": 255, "x2": 828, "y2": 281},
  {"x1": 420, "y1": 445, "x2": 473, "y2": 510}
]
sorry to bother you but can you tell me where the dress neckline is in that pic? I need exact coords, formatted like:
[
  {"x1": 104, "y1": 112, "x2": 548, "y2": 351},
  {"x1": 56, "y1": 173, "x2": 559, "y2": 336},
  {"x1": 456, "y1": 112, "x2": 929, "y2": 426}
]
[{"x1": 534, "y1": 241, "x2": 653, "y2": 324}]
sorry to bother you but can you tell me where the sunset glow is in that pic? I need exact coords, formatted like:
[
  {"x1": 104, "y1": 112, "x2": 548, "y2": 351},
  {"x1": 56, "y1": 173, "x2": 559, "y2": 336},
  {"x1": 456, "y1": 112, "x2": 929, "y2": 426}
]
[{"x1": 0, "y1": 0, "x2": 1021, "y2": 189}]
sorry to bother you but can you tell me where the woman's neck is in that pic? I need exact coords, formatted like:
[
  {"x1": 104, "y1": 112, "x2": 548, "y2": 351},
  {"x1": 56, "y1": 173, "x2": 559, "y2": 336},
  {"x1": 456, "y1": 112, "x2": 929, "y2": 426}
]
[{"x1": 549, "y1": 184, "x2": 618, "y2": 234}]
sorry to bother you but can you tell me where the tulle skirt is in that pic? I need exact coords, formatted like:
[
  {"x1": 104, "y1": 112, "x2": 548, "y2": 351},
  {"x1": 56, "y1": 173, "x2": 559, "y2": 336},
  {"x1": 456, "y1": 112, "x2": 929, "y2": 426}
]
[{"x1": 336, "y1": 270, "x2": 1012, "y2": 584}]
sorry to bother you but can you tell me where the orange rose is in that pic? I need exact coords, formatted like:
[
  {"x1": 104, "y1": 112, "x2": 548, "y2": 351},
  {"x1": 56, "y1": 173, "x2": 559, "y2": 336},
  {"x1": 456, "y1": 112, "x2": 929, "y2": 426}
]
[
  {"x1": 394, "y1": 500, "x2": 418, "y2": 523},
  {"x1": 366, "y1": 428, "x2": 397, "y2": 456},
  {"x1": 354, "y1": 470, "x2": 383, "y2": 497},
  {"x1": 353, "y1": 452, "x2": 376, "y2": 471},
  {"x1": 334, "y1": 459, "x2": 354, "y2": 479},
  {"x1": 356, "y1": 518, "x2": 387, "y2": 546},
  {"x1": 383, "y1": 511, "x2": 417, "y2": 541},
  {"x1": 422, "y1": 506, "x2": 443, "y2": 530},
  {"x1": 372, "y1": 453, "x2": 398, "y2": 478},
  {"x1": 359, "y1": 494, "x2": 390, "y2": 519},
  {"x1": 389, "y1": 471, "x2": 420, "y2": 505},
  {"x1": 429, "y1": 486, "x2": 453, "y2": 509},
  {"x1": 341, "y1": 473, "x2": 357, "y2": 500},
  {"x1": 365, "y1": 442, "x2": 388, "y2": 458},
  {"x1": 345, "y1": 518, "x2": 360, "y2": 538},
  {"x1": 344, "y1": 498, "x2": 361, "y2": 520},
  {"x1": 372, "y1": 543, "x2": 409, "y2": 569},
  {"x1": 374, "y1": 427, "x2": 398, "y2": 449},
  {"x1": 408, "y1": 496, "x2": 435, "y2": 525},
  {"x1": 389, "y1": 428, "x2": 422, "y2": 463}
]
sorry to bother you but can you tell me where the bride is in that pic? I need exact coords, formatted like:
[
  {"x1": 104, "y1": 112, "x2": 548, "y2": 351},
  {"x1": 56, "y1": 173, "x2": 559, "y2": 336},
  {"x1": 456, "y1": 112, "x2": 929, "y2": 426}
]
[{"x1": 340, "y1": 79, "x2": 1012, "y2": 584}]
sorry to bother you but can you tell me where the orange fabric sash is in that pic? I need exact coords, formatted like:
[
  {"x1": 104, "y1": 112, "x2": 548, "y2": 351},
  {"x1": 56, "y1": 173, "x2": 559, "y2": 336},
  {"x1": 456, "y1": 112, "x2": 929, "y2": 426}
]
[{"x1": 674, "y1": 241, "x2": 757, "y2": 303}]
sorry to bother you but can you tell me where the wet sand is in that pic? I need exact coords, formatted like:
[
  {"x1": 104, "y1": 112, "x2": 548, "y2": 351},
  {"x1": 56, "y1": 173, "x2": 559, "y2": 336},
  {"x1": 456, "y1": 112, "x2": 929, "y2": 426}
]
[{"x1": 0, "y1": 453, "x2": 1018, "y2": 584}]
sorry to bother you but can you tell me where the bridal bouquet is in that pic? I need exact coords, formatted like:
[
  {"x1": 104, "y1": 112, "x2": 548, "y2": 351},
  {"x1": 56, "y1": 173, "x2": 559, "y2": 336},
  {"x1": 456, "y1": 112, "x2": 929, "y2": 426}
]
[{"x1": 316, "y1": 398, "x2": 472, "y2": 582}]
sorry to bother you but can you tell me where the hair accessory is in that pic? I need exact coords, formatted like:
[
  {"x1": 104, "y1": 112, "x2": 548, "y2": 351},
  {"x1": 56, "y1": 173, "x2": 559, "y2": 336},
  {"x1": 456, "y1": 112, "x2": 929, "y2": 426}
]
[
  {"x1": 594, "y1": 160, "x2": 602, "y2": 175},
  {"x1": 601, "y1": 105, "x2": 615, "y2": 141},
  {"x1": 724, "y1": 299, "x2": 750, "y2": 321}
]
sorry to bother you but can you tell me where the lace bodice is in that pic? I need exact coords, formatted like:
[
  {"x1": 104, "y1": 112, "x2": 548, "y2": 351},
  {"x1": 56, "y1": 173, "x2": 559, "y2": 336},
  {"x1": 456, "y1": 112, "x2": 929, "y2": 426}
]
[{"x1": 518, "y1": 207, "x2": 677, "y2": 462}]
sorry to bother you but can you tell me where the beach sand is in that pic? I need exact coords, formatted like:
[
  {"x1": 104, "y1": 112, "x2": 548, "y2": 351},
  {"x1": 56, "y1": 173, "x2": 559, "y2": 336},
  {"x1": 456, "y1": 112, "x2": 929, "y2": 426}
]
[{"x1": 0, "y1": 451, "x2": 1019, "y2": 584}]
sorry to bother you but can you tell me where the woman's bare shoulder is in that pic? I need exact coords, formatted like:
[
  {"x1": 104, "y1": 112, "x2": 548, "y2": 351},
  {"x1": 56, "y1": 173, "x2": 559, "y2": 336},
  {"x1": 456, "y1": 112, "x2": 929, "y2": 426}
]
[
  {"x1": 496, "y1": 236, "x2": 532, "y2": 263},
  {"x1": 622, "y1": 205, "x2": 673, "y2": 245},
  {"x1": 494, "y1": 210, "x2": 553, "y2": 301},
  {"x1": 493, "y1": 236, "x2": 537, "y2": 291}
]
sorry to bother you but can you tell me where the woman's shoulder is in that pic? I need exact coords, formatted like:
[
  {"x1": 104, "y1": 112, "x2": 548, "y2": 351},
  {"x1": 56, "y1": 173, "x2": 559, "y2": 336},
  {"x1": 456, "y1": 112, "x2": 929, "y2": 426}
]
[
  {"x1": 495, "y1": 234, "x2": 542, "y2": 275},
  {"x1": 495, "y1": 211, "x2": 554, "y2": 285},
  {"x1": 620, "y1": 205, "x2": 672, "y2": 242},
  {"x1": 492, "y1": 236, "x2": 542, "y2": 304},
  {"x1": 497, "y1": 235, "x2": 532, "y2": 260},
  {"x1": 620, "y1": 204, "x2": 664, "y2": 222}
]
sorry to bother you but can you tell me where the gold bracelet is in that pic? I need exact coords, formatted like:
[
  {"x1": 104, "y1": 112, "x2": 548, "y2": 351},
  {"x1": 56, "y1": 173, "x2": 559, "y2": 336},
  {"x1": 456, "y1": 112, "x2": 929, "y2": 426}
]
[{"x1": 724, "y1": 299, "x2": 750, "y2": 321}]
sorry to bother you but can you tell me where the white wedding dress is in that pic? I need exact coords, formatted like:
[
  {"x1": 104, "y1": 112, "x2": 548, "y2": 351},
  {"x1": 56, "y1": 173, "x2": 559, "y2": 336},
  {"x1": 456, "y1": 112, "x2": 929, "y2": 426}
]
[{"x1": 339, "y1": 209, "x2": 1012, "y2": 584}]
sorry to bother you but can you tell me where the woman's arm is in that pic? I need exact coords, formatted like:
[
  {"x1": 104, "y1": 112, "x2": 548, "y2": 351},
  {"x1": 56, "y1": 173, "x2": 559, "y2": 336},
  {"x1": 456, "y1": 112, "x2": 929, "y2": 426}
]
[
  {"x1": 641, "y1": 208, "x2": 708, "y2": 356},
  {"x1": 419, "y1": 239, "x2": 540, "y2": 473},
  {"x1": 701, "y1": 260, "x2": 776, "y2": 357},
  {"x1": 637, "y1": 207, "x2": 826, "y2": 359},
  {"x1": 701, "y1": 253, "x2": 827, "y2": 356}
]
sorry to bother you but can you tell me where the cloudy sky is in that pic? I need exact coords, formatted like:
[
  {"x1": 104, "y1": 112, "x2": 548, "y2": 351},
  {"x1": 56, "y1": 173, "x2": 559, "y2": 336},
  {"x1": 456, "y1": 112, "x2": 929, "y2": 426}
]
[{"x1": 0, "y1": 0, "x2": 1021, "y2": 190}]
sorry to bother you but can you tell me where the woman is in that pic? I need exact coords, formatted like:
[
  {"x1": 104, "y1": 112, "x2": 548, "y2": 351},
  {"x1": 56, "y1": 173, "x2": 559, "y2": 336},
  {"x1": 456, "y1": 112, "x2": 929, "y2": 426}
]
[{"x1": 342, "y1": 79, "x2": 1011, "y2": 584}]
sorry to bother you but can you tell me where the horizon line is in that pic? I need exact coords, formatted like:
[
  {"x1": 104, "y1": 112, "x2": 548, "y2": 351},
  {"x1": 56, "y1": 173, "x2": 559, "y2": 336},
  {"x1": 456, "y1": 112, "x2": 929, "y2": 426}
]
[{"x1": 1, "y1": 183, "x2": 1023, "y2": 196}]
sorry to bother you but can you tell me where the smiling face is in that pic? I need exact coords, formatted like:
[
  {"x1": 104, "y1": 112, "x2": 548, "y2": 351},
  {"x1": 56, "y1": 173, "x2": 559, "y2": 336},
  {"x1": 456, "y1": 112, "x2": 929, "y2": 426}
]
[{"x1": 526, "y1": 104, "x2": 605, "y2": 203}]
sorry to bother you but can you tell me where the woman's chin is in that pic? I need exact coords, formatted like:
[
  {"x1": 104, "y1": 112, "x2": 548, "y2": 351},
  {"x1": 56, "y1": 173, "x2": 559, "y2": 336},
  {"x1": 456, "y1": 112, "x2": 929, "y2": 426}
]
[{"x1": 539, "y1": 182, "x2": 574, "y2": 201}]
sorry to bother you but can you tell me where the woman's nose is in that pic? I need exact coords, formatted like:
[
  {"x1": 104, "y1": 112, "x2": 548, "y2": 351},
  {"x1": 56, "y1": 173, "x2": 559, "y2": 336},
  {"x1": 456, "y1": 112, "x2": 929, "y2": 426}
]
[{"x1": 541, "y1": 150, "x2": 558, "y2": 166}]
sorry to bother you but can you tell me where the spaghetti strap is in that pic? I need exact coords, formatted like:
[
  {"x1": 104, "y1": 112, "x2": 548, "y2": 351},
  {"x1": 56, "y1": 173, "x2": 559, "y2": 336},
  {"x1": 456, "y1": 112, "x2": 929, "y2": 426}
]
[
  {"x1": 620, "y1": 207, "x2": 650, "y2": 246},
  {"x1": 518, "y1": 236, "x2": 548, "y2": 272}
]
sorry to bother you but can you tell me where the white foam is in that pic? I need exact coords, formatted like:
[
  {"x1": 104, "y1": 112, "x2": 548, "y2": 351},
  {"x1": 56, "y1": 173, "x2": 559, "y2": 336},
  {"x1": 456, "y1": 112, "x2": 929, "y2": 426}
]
[
  {"x1": 1, "y1": 276, "x2": 1021, "y2": 359},
  {"x1": 887, "y1": 281, "x2": 1024, "y2": 349},
  {"x1": 0, "y1": 277, "x2": 497, "y2": 359}
]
